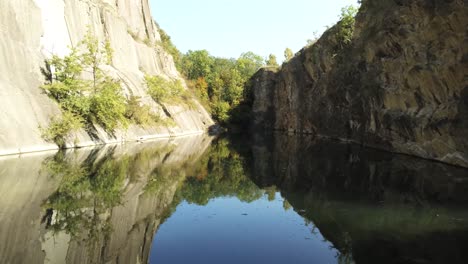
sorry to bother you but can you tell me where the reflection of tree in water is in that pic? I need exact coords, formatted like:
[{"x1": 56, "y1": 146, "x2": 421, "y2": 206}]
[
  {"x1": 41, "y1": 138, "x2": 268, "y2": 242},
  {"x1": 41, "y1": 145, "x2": 177, "y2": 239},
  {"x1": 174, "y1": 138, "x2": 264, "y2": 205},
  {"x1": 42, "y1": 151, "x2": 129, "y2": 239},
  {"x1": 35, "y1": 138, "x2": 218, "y2": 263}
]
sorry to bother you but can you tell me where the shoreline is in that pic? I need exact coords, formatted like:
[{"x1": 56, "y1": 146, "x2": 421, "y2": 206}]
[{"x1": 0, "y1": 130, "x2": 209, "y2": 159}]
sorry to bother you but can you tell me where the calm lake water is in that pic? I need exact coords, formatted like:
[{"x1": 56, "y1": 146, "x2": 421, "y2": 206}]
[{"x1": 1, "y1": 133, "x2": 468, "y2": 264}]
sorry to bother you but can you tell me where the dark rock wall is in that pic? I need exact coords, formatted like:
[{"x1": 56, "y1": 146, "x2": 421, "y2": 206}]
[{"x1": 251, "y1": 0, "x2": 468, "y2": 167}]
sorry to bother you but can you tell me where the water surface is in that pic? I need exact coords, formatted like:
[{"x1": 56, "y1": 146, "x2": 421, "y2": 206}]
[{"x1": 1, "y1": 133, "x2": 468, "y2": 264}]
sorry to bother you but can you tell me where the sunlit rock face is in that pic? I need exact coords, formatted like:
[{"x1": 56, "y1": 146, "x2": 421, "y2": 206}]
[
  {"x1": 0, "y1": 135, "x2": 212, "y2": 264},
  {"x1": 251, "y1": 0, "x2": 467, "y2": 167},
  {"x1": 0, "y1": 0, "x2": 213, "y2": 155}
]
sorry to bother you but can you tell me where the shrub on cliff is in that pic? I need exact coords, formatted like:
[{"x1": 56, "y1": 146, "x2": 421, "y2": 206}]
[
  {"x1": 145, "y1": 75, "x2": 189, "y2": 105},
  {"x1": 40, "y1": 111, "x2": 83, "y2": 148},
  {"x1": 125, "y1": 96, "x2": 162, "y2": 126},
  {"x1": 41, "y1": 29, "x2": 157, "y2": 147},
  {"x1": 266, "y1": 54, "x2": 279, "y2": 67},
  {"x1": 89, "y1": 79, "x2": 128, "y2": 131},
  {"x1": 337, "y1": 5, "x2": 358, "y2": 47},
  {"x1": 156, "y1": 26, "x2": 182, "y2": 70}
]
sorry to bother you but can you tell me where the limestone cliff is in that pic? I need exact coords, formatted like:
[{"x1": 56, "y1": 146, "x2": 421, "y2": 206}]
[
  {"x1": 251, "y1": 0, "x2": 467, "y2": 167},
  {"x1": 0, "y1": 0, "x2": 213, "y2": 155}
]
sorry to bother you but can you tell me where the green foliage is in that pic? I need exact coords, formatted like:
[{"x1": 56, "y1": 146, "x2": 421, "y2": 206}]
[
  {"x1": 145, "y1": 75, "x2": 189, "y2": 104},
  {"x1": 89, "y1": 79, "x2": 128, "y2": 131},
  {"x1": 41, "y1": 28, "x2": 157, "y2": 147},
  {"x1": 181, "y1": 50, "x2": 213, "y2": 80},
  {"x1": 179, "y1": 49, "x2": 265, "y2": 126},
  {"x1": 145, "y1": 75, "x2": 169, "y2": 102},
  {"x1": 48, "y1": 48, "x2": 84, "y2": 84},
  {"x1": 156, "y1": 26, "x2": 182, "y2": 69},
  {"x1": 211, "y1": 100, "x2": 230, "y2": 123},
  {"x1": 236, "y1": 52, "x2": 265, "y2": 77},
  {"x1": 266, "y1": 54, "x2": 279, "y2": 67},
  {"x1": 284, "y1": 48, "x2": 294, "y2": 61},
  {"x1": 337, "y1": 5, "x2": 358, "y2": 46},
  {"x1": 78, "y1": 28, "x2": 114, "y2": 88},
  {"x1": 186, "y1": 77, "x2": 211, "y2": 113},
  {"x1": 41, "y1": 111, "x2": 83, "y2": 148},
  {"x1": 143, "y1": 37, "x2": 152, "y2": 46},
  {"x1": 193, "y1": 77, "x2": 209, "y2": 101},
  {"x1": 125, "y1": 96, "x2": 160, "y2": 125}
]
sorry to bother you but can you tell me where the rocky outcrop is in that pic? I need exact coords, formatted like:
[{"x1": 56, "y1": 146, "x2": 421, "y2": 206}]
[
  {"x1": 251, "y1": 0, "x2": 467, "y2": 167},
  {"x1": 0, "y1": 0, "x2": 213, "y2": 155}
]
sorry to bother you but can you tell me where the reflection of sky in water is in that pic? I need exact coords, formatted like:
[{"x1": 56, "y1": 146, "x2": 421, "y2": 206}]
[{"x1": 150, "y1": 193, "x2": 339, "y2": 264}]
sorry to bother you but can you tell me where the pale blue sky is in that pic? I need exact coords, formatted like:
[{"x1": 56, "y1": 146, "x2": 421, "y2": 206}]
[{"x1": 150, "y1": 0, "x2": 359, "y2": 61}]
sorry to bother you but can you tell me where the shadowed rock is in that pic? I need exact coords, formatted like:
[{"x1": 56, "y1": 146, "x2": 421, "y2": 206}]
[{"x1": 251, "y1": 0, "x2": 468, "y2": 167}]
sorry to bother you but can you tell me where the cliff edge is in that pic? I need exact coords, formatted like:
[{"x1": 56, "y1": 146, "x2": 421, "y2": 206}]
[{"x1": 251, "y1": 0, "x2": 467, "y2": 167}]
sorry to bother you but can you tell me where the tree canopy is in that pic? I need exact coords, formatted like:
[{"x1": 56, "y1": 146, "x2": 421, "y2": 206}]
[
  {"x1": 179, "y1": 50, "x2": 265, "y2": 125},
  {"x1": 284, "y1": 48, "x2": 294, "y2": 61},
  {"x1": 266, "y1": 54, "x2": 279, "y2": 67}
]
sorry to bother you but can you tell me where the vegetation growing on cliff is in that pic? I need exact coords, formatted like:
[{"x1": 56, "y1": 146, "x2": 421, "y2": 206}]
[
  {"x1": 284, "y1": 48, "x2": 294, "y2": 62},
  {"x1": 266, "y1": 54, "x2": 279, "y2": 67},
  {"x1": 41, "y1": 30, "x2": 162, "y2": 147},
  {"x1": 145, "y1": 75, "x2": 188, "y2": 104},
  {"x1": 156, "y1": 24, "x2": 182, "y2": 69},
  {"x1": 336, "y1": 5, "x2": 358, "y2": 47}
]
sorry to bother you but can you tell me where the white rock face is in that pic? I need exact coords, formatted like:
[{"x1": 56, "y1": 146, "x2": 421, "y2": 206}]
[{"x1": 0, "y1": 0, "x2": 214, "y2": 155}]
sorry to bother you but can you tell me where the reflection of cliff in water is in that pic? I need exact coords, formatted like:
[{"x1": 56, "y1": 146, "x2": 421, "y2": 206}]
[
  {"x1": 2, "y1": 132, "x2": 468, "y2": 264},
  {"x1": 0, "y1": 135, "x2": 212, "y2": 264},
  {"x1": 251, "y1": 133, "x2": 468, "y2": 264}
]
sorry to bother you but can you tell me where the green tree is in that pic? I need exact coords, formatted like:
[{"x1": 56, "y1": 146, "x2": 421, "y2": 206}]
[
  {"x1": 266, "y1": 54, "x2": 279, "y2": 67},
  {"x1": 145, "y1": 75, "x2": 188, "y2": 105},
  {"x1": 79, "y1": 27, "x2": 113, "y2": 90},
  {"x1": 236, "y1": 52, "x2": 264, "y2": 77},
  {"x1": 337, "y1": 5, "x2": 358, "y2": 46},
  {"x1": 284, "y1": 48, "x2": 294, "y2": 61},
  {"x1": 180, "y1": 50, "x2": 213, "y2": 80},
  {"x1": 90, "y1": 79, "x2": 128, "y2": 131}
]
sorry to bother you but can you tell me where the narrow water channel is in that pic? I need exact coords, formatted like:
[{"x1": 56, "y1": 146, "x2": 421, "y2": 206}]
[{"x1": 1, "y1": 133, "x2": 467, "y2": 264}]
